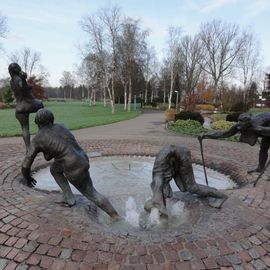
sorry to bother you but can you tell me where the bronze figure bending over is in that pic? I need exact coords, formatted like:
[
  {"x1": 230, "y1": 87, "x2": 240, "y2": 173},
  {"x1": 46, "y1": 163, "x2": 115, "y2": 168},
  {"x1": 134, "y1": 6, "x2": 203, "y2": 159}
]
[
  {"x1": 22, "y1": 108, "x2": 120, "y2": 221},
  {"x1": 144, "y1": 144, "x2": 228, "y2": 216},
  {"x1": 9, "y1": 63, "x2": 43, "y2": 149},
  {"x1": 199, "y1": 112, "x2": 270, "y2": 173}
]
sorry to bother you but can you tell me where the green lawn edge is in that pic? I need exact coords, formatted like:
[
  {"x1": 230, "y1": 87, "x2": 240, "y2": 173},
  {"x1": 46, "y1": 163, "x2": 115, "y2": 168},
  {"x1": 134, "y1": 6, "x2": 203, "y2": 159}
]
[{"x1": 0, "y1": 101, "x2": 141, "y2": 137}]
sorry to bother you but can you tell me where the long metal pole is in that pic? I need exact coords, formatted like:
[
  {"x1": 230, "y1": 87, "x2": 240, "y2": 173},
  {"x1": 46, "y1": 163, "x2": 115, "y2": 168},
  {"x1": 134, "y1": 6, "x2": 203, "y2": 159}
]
[
  {"x1": 253, "y1": 159, "x2": 270, "y2": 187},
  {"x1": 176, "y1": 91, "x2": 179, "y2": 112},
  {"x1": 199, "y1": 138, "x2": 209, "y2": 186}
]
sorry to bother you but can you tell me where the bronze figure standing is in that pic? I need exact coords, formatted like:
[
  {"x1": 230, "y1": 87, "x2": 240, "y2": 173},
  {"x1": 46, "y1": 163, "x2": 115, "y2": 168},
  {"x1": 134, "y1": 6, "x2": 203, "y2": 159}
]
[
  {"x1": 8, "y1": 63, "x2": 43, "y2": 149},
  {"x1": 22, "y1": 108, "x2": 120, "y2": 221}
]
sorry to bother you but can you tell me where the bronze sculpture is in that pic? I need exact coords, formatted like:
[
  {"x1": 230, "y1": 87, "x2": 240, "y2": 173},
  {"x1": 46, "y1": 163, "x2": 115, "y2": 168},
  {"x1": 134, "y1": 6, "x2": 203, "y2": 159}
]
[
  {"x1": 8, "y1": 63, "x2": 43, "y2": 149},
  {"x1": 21, "y1": 108, "x2": 120, "y2": 221},
  {"x1": 199, "y1": 112, "x2": 270, "y2": 173},
  {"x1": 144, "y1": 144, "x2": 228, "y2": 216}
]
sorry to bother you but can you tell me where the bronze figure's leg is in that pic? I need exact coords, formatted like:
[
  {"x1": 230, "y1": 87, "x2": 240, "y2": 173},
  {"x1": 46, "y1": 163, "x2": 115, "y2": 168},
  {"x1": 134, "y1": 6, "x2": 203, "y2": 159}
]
[
  {"x1": 187, "y1": 183, "x2": 228, "y2": 208},
  {"x1": 50, "y1": 162, "x2": 76, "y2": 207},
  {"x1": 174, "y1": 150, "x2": 194, "y2": 192},
  {"x1": 248, "y1": 137, "x2": 270, "y2": 173},
  {"x1": 144, "y1": 175, "x2": 168, "y2": 216},
  {"x1": 187, "y1": 183, "x2": 227, "y2": 199},
  {"x1": 73, "y1": 171, "x2": 120, "y2": 220},
  {"x1": 258, "y1": 137, "x2": 270, "y2": 171},
  {"x1": 163, "y1": 183, "x2": 173, "y2": 198},
  {"x1": 178, "y1": 156, "x2": 227, "y2": 208},
  {"x1": 15, "y1": 112, "x2": 30, "y2": 149}
]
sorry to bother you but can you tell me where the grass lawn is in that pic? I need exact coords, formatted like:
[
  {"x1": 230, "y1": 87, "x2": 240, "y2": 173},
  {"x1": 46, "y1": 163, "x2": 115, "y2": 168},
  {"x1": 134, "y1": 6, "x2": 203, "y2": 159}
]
[
  {"x1": 205, "y1": 107, "x2": 270, "y2": 123},
  {"x1": 249, "y1": 107, "x2": 270, "y2": 114},
  {"x1": 0, "y1": 101, "x2": 141, "y2": 137}
]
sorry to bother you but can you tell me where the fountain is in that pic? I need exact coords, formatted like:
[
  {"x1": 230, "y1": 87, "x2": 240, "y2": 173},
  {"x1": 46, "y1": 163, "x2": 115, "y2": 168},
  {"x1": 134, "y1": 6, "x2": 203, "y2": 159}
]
[
  {"x1": 33, "y1": 155, "x2": 236, "y2": 234},
  {"x1": 22, "y1": 109, "x2": 237, "y2": 238},
  {"x1": 16, "y1": 106, "x2": 266, "y2": 244}
]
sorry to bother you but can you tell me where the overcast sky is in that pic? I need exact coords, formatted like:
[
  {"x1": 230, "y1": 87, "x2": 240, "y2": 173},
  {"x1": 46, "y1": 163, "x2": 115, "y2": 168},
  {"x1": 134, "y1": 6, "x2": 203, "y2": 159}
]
[{"x1": 0, "y1": 0, "x2": 269, "y2": 86}]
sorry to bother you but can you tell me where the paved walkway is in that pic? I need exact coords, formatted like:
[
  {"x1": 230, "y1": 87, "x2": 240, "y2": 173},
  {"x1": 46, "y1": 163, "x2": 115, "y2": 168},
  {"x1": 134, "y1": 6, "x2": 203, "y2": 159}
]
[{"x1": 0, "y1": 111, "x2": 270, "y2": 270}]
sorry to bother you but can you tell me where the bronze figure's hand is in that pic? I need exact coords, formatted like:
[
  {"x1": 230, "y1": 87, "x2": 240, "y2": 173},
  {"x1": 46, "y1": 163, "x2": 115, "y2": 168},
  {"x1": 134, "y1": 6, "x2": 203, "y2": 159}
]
[
  {"x1": 198, "y1": 134, "x2": 204, "y2": 141},
  {"x1": 27, "y1": 176, "x2": 37, "y2": 188},
  {"x1": 254, "y1": 126, "x2": 262, "y2": 133}
]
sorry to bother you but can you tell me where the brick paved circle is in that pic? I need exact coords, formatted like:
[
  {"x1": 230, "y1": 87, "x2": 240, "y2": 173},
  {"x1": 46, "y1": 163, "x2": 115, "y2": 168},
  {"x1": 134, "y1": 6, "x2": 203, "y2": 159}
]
[{"x1": 0, "y1": 111, "x2": 270, "y2": 269}]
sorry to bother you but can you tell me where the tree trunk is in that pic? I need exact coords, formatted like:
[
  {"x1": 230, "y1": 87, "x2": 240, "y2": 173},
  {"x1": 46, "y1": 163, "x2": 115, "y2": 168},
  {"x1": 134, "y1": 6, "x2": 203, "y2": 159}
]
[
  {"x1": 89, "y1": 89, "x2": 93, "y2": 106},
  {"x1": 111, "y1": 70, "x2": 116, "y2": 113},
  {"x1": 105, "y1": 73, "x2": 115, "y2": 114},
  {"x1": 163, "y1": 78, "x2": 166, "y2": 105},
  {"x1": 110, "y1": 99, "x2": 115, "y2": 113},
  {"x1": 103, "y1": 83, "x2": 106, "y2": 107},
  {"x1": 168, "y1": 69, "x2": 174, "y2": 109},
  {"x1": 81, "y1": 87, "x2": 84, "y2": 101},
  {"x1": 124, "y1": 84, "x2": 127, "y2": 111},
  {"x1": 128, "y1": 74, "x2": 132, "y2": 112},
  {"x1": 87, "y1": 87, "x2": 90, "y2": 101},
  {"x1": 144, "y1": 81, "x2": 148, "y2": 104},
  {"x1": 106, "y1": 85, "x2": 115, "y2": 114}
]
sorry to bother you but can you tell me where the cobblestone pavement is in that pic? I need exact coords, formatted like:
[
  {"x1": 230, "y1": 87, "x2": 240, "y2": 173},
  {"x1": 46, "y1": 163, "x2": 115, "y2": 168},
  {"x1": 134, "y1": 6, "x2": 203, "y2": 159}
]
[{"x1": 1, "y1": 111, "x2": 270, "y2": 270}]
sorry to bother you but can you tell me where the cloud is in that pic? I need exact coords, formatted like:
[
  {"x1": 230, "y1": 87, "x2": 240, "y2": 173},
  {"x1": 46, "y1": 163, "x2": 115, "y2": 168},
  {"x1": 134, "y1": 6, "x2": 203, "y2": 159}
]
[
  {"x1": 186, "y1": 0, "x2": 270, "y2": 17},
  {"x1": 8, "y1": 11, "x2": 74, "y2": 26},
  {"x1": 186, "y1": 0, "x2": 239, "y2": 13},
  {"x1": 244, "y1": 0, "x2": 270, "y2": 18},
  {"x1": 7, "y1": 33, "x2": 25, "y2": 42}
]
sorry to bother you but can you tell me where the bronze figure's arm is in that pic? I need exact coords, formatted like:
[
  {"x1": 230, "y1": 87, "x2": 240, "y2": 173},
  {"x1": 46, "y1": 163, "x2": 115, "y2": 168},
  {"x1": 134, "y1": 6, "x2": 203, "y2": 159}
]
[
  {"x1": 21, "y1": 140, "x2": 40, "y2": 187},
  {"x1": 253, "y1": 125, "x2": 270, "y2": 137},
  {"x1": 199, "y1": 124, "x2": 239, "y2": 140}
]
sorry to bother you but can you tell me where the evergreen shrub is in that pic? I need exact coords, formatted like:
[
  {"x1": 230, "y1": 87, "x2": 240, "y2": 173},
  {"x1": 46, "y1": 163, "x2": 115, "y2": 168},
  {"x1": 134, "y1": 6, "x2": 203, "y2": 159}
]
[
  {"x1": 212, "y1": 120, "x2": 236, "y2": 130},
  {"x1": 175, "y1": 111, "x2": 204, "y2": 125},
  {"x1": 226, "y1": 112, "x2": 242, "y2": 122}
]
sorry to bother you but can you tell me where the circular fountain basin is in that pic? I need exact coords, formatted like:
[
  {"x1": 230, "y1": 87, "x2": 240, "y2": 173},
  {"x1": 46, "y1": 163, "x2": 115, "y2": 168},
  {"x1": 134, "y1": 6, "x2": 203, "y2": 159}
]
[{"x1": 33, "y1": 156, "x2": 236, "y2": 233}]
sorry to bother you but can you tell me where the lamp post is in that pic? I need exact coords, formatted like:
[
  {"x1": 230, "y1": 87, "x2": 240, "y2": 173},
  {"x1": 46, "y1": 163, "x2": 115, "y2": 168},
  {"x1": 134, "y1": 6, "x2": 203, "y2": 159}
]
[
  {"x1": 134, "y1": 95, "x2": 137, "y2": 112},
  {"x1": 174, "y1": 90, "x2": 179, "y2": 112}
]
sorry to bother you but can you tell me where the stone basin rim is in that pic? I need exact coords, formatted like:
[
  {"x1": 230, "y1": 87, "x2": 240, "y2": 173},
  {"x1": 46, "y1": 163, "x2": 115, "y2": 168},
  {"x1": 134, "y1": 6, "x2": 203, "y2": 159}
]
[
  {"x1": 19, "y1": 155, "x2": 245, "y2": 242},
  {"x1": 29, "y1": 154, "x2": 240, "y2": 191}
]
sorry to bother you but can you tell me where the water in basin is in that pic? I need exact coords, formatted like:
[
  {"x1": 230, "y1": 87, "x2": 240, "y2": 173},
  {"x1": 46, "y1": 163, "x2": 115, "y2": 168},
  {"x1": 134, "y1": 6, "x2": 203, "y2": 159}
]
[{"x1": 33, "y1": 156, "x2": 236, "y2": 230}]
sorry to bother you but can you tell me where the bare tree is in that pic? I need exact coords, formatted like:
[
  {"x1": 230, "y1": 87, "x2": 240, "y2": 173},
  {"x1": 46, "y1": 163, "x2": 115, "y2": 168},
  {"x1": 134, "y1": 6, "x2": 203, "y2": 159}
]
[
  {"x1": 80, "y1": 6, "x2": 122, "y2": 113},
  {"x1": 80, "y1": 14, "x2": 107, "y2": 106},
  {"x1": 76, "y1": 62, "x2": 93, "y2": 103},
  {"x1": 165, "y1": 26, "x2": 182, "y2": 109},
  {"x1": 60, "y1": 71, "x2": 75, "y2": 100},
  {"x1": 143, "y1": 47, "x2": 158, "y2": 104},
  {"x1": 199, "y1": 19, "x2": 246, "y2": 104},
  {"x1": 159, "y1": 64, "x2": 170, "y2": 105},
  {"x1": 81, "y1": 56, "x2": 99, "y2": 105},
  {"x1": 237, "y1": 29, "x2": 261, "y2": 104},
  {"x1": 99, "y1": 6, "x2": 121, "y2": 113},
  {"x1": 237, "y1": 30, "x2": 261, "y2": 108},
  {"x1": 117, "y1": 49, "x2": 128, "y2": 110},
  {"x1": 118, "y1": 17, "x2": 149, "y2": 111},
  {"x1": 179, "y1": 34, "x2": 203, "y2": 106},
  {"x1": 149, "y1": 73, "x2": 159, "y2": 103},
  {"x1": 9, "y1": 47, "x2": 49, "y2": 85},
  {"x1": 0, "y1": 12, "x2": 7, "y2": 52}
]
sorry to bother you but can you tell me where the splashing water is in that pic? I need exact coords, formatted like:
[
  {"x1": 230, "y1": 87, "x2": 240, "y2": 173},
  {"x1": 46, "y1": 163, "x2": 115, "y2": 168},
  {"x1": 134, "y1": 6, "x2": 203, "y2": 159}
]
[
  {"x1": 33, "y1": 156, "x2": 236, "y2": 233},
  {"x1": 170, "y1": 201, "x2": 185, "y2": 217},
  {"x1": 149, "y1": 208, "x2": 161, "y2": 226},
  {"x1": 125, "y1": 196, "x2": 140, "y2": 227}
]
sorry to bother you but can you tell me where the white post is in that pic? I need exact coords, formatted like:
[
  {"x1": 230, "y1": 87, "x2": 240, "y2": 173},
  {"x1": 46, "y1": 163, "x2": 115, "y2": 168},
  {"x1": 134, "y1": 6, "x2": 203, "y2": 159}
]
[{"x1": 174, "y1": 90, "x2": 179, "y2": 112}]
